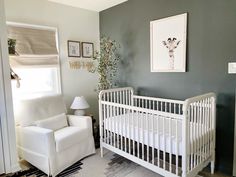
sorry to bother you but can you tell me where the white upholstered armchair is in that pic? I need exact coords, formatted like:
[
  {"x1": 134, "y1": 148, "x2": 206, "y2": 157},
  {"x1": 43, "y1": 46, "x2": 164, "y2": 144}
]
[{"x1": 14, "y1": 95, "x2": 95, "y2": 177}]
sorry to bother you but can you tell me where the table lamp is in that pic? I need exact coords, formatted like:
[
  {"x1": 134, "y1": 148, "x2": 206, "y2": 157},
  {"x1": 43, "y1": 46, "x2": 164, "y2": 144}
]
[{"x1": 70, "y1": 96, "x2": 90, "y2": 116}]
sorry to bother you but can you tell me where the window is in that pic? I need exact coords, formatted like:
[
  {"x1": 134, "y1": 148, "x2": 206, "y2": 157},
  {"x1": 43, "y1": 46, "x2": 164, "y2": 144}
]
[
  {"x1": 12, "y1": 67, "x2": 61, "y2": 99},
  {"x1": 8, "y1": 22, "x2": 61, "y2": 99}
]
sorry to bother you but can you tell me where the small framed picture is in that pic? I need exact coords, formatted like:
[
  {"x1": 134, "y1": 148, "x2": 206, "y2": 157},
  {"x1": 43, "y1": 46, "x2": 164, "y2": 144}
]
[
  {"x1": 68, "y1": 40, "x2": 81, "y2": 57},
  {"x1": 82, "y1": 42, "x2": 94, "y2": 58}
]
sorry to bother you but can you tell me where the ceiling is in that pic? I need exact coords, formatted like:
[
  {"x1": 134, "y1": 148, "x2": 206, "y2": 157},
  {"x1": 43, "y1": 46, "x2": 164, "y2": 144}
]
[{"x1": 48, "y1": 0, "x2": 128, "y2": 12}]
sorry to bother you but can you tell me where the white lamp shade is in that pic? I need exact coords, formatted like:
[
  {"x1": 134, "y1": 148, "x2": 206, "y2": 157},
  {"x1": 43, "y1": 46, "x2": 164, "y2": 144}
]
[{"x1": 70, "y1": 96, "x2": 90, "y2": 110}]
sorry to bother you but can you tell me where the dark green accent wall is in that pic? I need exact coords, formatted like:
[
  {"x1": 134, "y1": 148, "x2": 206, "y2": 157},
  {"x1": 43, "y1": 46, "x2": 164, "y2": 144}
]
[{"x1": 100, "y1": 0, "x2": 236, "y2": 175}]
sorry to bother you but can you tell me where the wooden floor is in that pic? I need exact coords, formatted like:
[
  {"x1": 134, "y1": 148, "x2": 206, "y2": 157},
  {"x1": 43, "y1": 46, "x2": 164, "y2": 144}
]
[
  {"x1": 0, "y1": 171, "x2": 231, "y2": 177},
  {"x1": 0, "y1": 160, "x2": 231, "y2": 177}
]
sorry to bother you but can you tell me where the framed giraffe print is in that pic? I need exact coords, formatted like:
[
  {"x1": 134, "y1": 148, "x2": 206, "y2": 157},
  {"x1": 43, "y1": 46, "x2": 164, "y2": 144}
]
[{"x1": 150, "y1": 13, "x2": 187, "y2": 72}]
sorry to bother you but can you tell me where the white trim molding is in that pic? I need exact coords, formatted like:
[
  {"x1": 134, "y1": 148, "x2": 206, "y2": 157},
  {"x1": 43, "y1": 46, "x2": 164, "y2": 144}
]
[{"x1": 0, "y1": 0, "x2": 20, "y2": 174}]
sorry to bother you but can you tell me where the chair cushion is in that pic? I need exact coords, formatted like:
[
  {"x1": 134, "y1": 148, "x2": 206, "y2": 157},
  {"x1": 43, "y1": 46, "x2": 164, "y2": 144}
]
[
  {"x1": 54, "y1": 127, "x2": 90, "y2": 152},
  {"x1": 14, "y1": 95, "x2": 67, "y2": 126},
  {"x1": 35, "y1": 113, "x2": 68, "y2": 131}
]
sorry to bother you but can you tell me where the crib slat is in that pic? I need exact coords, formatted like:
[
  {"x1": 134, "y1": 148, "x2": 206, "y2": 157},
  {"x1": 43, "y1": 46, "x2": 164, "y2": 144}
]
[
  {"x1": 194, "y1": 103, "x2": 197, "y2": 168},
  {"x1": 107, "y1": 105, "x2": 110, "y2": 145},
  {"x1": 142, "y1": 112, "x2": 144, "y2": 160},
  {"x1": 176, "y1": 119, "x2": 179, "y2": 175},
  {"x1": 207, "y1": 98, "x2": 210, "y2": 158},
  {"x1": 165, "y1": 102, "x2": 167, "y2": 113},
  {"x1": 195, "y1": 102, "x2": 198, "y2": 166},
  {"x1": 115, "y1": 106, "x2": 118, "y2": 148},
  {"x1": 109, "y1": 105, "x2": 112, "y2": 146},
  {"x1": 152, "y1": 113, "x2": 155, "y2": 165},
  {"x1": 157, "y1": 115, "x2": 160, "y2": 167},
  {"x1": 209, "y1": 98, "x2": 212, "y2": 157},
  {"x1": 111, "y1": 104, "x2": 114, "y2": 147},
  {"x1": 192, "y1": 103, "x2": 195, "y2": 169},
  {"x1": 128, "y1": 108, "x2": 131, "y2": 154},
  {"x1": 147, "y1": 113, "x2": 149, "y2": 163},
  {"x1": 121, "y1": 107, "x2": 123, "y2": 151},
  {"x1": 112, "y1": 104, "x2": 115, "y2": 147},
  {"x1": 132, "y1": 109, "x2": 135, "y2": 156},
  {"x1": 169, "y1": 118, "x2": 172, "y2": 173},
  {"x1": 124, "y1": 108, "x2": 127, "y2": 153},
  {"x1": 194, "y1": 103, "x2": 197, "y2": 167},
  {"x1": 109, "y1": 103, "x2": 114, "y2": 146},
  {"x1": 199, "y1": 101, "x2": 202, "y2": 164},
  {"x1": 197, "y1": 101, "x2": 200, "y2": 165},
  {"x1": 210, "y1": 98, "x2": 213, "y2": 156},
  {"x1": 190, "y1": 105, "x2": 193, "y2": 170},
  {"x1": 116, "y1": 95, "x2": 119, "y2": 149},
  {"x1": 107, "y1": 104, "x2": 110, "y2": 145},
  {"x1": 202, "y1": 100, "x2": 205, "y2": 162},
  {"x1": 205, "y1": 99, "x2": 208, "y2": 159},
  {"x1": 137, "y1": 111, "x2": 140, "y2": 158},
  {"x1": 104, "y1": 104, "x2": 107, "y2": 144},
  {"x1": 114, "y1": 105, "x2": 117, "y2": 148},
  {"x1": 205, "y1": 99, "x2": 209, "y2": 160},
  {"x1": 113, "y1": 104, "x2": 115, "y2": 147},
  {"x1": 212, "y1": 97, "x2": 216, "y2": 159},
  {"x1": 163, "y1": 116, "x2": 166, "y2": 170},
  {"x1": 126, "y1": 90, "x2": 128, "y2": 105},
  {"x1": 203, "y1": 99, "x2": 206, "y2": 160},
  {"x1": 208, "y1": 98, "x2": 211, "y2": 156}
]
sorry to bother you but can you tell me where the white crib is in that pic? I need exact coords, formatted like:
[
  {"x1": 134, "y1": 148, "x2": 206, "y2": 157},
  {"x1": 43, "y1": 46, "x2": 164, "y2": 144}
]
[{"x1": 99, "y1": 87, "x2": 216, "y2": 177}]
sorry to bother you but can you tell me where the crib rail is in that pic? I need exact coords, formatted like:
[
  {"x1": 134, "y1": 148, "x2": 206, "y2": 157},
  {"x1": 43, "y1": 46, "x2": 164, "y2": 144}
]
[
  {"x1": 133, "y1": 95, "x2": 184, "y2": 115},
  {"x1": 99, "y1": 87, "x2": 133, "y2": 105},
  {"x1": 182, "y1": 93, "x2": 216, "y2": 177}
]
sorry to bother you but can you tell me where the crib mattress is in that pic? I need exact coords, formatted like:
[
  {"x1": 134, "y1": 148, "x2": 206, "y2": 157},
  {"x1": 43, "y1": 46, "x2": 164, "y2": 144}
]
[{"x1": 103, "y1": 112, "x2": 212, "y2": 156}]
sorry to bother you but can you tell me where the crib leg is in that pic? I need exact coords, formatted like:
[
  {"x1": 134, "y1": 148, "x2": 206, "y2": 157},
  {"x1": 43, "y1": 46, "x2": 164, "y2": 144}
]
[
  {"x1": 211, "y1": 161, "x2": 215, "y2": 174},
  {"x1": 210, "y1": 151, "x2": 215, "y2": 174},
  {"x1": 100, "y1": 146, "x2": 104, "y2": 158},
  {"x1": 210, "y1": 160, "x2": 215, "y2": 174}
]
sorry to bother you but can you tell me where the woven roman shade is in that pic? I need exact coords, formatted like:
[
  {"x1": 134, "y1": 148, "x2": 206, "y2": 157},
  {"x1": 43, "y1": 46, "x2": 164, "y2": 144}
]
[{"x1": 8, "y1": 25, "x2": 59, "y2": 67}]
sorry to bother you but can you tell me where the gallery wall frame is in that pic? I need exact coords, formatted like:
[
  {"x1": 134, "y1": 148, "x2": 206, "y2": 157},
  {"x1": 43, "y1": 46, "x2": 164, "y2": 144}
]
[
  {"x1": 82, "y1": 42, "x2": 94, "y2": 58},
  {"x1": 68, "y1": 40, "x2": 81, "y2": 57},
  {"x1": 150, "y1": 13, "x2": 187, "y2": 72}
]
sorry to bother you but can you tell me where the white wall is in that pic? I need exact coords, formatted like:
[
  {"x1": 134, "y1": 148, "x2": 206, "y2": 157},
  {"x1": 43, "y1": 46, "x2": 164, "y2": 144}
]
[{"x1": 4, "y1": 0, "x2": 100, "y2": 119}]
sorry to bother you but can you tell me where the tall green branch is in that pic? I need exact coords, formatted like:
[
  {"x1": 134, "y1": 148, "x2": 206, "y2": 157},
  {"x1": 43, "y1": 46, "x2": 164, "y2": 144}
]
[{"x1": 90, "y1": 36, "x2": 120, "y2": 93}]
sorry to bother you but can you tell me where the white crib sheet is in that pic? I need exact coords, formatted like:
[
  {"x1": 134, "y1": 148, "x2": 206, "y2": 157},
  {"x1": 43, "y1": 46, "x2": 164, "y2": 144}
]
[{"x1": 104, "y1": 112, "x2": 212, "y2": 156}]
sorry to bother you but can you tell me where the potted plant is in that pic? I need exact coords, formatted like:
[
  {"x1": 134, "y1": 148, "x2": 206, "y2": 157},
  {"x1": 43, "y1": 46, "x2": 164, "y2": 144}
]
[
  {"x1": 8, "y1": 38, "x2": 16, "y2": 55},
  {"x1": 90, "y1": 36, "x2": 120, "y2": 93}
]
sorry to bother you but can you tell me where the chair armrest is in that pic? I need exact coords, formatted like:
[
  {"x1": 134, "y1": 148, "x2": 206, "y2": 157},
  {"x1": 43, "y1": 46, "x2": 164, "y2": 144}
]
[
  {"x1": 67, "y1": 115, "x2": 93, "y2": 134},
  {"x1": 16, "y1": 126, "x2": 55, "y2": 156}
]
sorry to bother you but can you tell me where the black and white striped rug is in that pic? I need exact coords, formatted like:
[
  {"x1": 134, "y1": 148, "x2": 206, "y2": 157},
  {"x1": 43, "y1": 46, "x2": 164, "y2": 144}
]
[{"x1": 7, "y1": 161, "x2": 83, "y2": 177}]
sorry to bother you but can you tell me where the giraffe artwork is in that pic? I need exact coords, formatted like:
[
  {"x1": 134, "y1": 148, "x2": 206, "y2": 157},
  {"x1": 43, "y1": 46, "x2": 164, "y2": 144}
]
[
  {"x1": 162, "y1": 38, "x2": 181, "y2": 70},
  {"x1": 150, "y1": 13, "x2": 187, "y2": 72}
]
